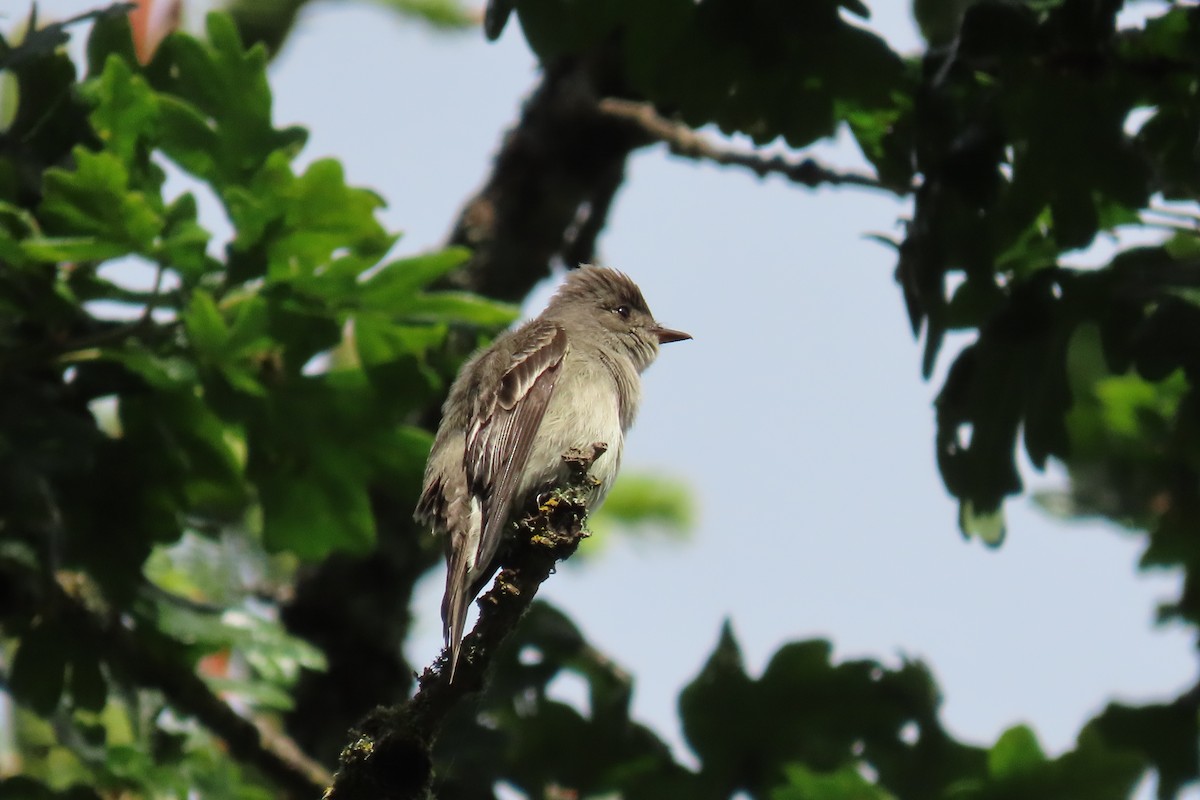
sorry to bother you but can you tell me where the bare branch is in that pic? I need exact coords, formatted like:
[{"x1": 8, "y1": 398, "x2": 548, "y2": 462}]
[{"x1": 598, "y1": 97, "x2": 897, "y2": 193}]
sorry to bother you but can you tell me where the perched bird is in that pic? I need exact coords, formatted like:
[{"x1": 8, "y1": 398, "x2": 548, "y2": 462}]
[{"x1": 415, "y1": 266, "x2": 691, "y2": 679}]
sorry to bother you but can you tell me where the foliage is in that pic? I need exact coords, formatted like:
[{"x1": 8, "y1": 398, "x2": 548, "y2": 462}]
[
  {"x1": 497, "y1": 3, "x2": 1200, "y2": 794},
  {"x1": 0, "y1": 6, "x2": 510, "y2": 796},
  {"x1": 2, "y1": 1, "x2": 1200, "y2": 799},
  {"x1": 432, "y1": 611, "x2": 1149, "y2": 800},
  {"x1": 584, "y1": 471, "x2": 693, "y2": 546}
]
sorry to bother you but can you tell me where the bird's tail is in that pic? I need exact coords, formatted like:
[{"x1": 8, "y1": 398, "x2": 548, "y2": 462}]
[
  {"x1": 442, "y1": 550, "x2": 470, "y2": 681},
  {"x1": 441, "y1": 496, "x2": 482, "y2": 682}
]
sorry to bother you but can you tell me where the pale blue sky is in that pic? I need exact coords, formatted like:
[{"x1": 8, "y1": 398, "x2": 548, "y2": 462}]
[{"x1": 36, "y1": 0, "x2": 1198, "y2": 788}]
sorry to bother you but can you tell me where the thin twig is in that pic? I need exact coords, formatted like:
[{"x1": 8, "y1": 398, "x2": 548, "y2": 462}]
[{"x1": 597, "y1": 97, "x2": 898, "y2": 193}]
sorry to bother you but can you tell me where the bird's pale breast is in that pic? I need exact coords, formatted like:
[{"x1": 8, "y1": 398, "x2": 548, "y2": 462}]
[{"x1": 516, "y1": 349, "x2": 626, "y2": 508}]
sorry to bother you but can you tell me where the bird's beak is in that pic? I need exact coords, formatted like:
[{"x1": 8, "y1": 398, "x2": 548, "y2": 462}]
[{"x1": 652, "y1": 325, "x2": 692, "y2": 344}]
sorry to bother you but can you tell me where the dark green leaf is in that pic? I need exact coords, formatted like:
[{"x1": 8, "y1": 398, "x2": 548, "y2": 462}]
[
  {"x1": 770, "y1": 762, "x2": 892, "y2": 800},
  {"x1": 9, "y1": 621, "x2": 69, "y2": 714},
  {"x1": 67, "y1": 652, "x2": 108, "y2": 712},
  {"x1": 184, "y1": 289, "x2": 230, "y2": 356}
]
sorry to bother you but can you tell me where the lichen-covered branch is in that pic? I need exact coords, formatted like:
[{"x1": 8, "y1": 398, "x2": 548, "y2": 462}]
[{"x1": 323, "y1": 444, "x2": 606, "y2": 800}]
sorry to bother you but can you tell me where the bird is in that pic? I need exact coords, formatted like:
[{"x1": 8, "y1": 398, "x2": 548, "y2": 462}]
[{"x1": 414, "y1": 265, "x2": 691, "y2": 680}]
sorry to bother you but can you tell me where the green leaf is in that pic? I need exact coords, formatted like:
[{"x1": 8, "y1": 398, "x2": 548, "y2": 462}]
[
  {"x1": 264, "y1": 158, "x2": 394, "y2": 286},
  {"x1": 153, "y1": 13, "x2": 307, "y2": 191},
  {"x1": 9, "y1": 621, "x2": 69, "y2": 714},
  {"x1": 221, "y1": 154, "x2": 395, "y2": 293},
  {"x1": 20, "y1": 236, "x2": 130, "y2": 263},
  {"x1": 369, "y1": 424, "x2": 435, "y2": 496},
  {"x1": 1093, "y1": 698, "x2": 1199, "y2": 799},
  {"x1": 368, "y1": 0, "x2": 476, "y2": 29},
  {"x1": 358, "y1": 247, "x2": 472, "y2": 306},
  {"x1": 81, "y1": 54, "x2": 159, "y2": 167},
  {"x1": 679, "y1": 621, "x2": 756, "y2": 789},
  {"x1": 227, "y1": 608, "x2": 327, "y2": 685},
  {"x1": 0, "y1": 68, "x2": 19, "y2": 134},
  {"x1": 771, "y1": 762, "x2": 894, "y2": 800},
  {"x1": 354, "y1": 315, "x2": 448, "y2": 364},
  {"x1": 159, "y1": 192, "x2": 217, "y2": 282},
  {"x1": 587, "y1": 472, "x2": 694, "y2": 542},
  {"x1": 958, "y1": 500, "x2": 1006, "y2": 547},
  {"x1": 204, "y1": 676, "x2": 296, "y2": 711},
  {"x1": 40, "y1": 148, "x2": 163, "y2": 253},
  {"x1": 184, "y1": 289, "x2": 230, "y2": 356},
  {"x1": 181, "y1": 289, "x2": 273, "y2": 391},
  {"x1": 118, "y1": 390, "x2": 249, "y2": 514},
  {"x1": 85, "y1": 6, "x2": 140, "y2": 75},
  {"x1": 67, "y1": 653, "x2": 108, "y2": 712},
  {"x1": 88, "y1": 348, "x2": 200, "y2": 391},
  {"x1": 988, "y1": 725, "x2": 1045, "y2": 778},
  {"x1": 681, "y1": 625, "x2": 979, "y2": 796},
  {"x1": 388, "y1": 291, "x2": 519, "y2": 326},
  {"x1": 256, "y1": 455, "x2": 375, "y2": 558},
  {"x1": 156, "y1": 94, "x2": 223, "y2": 184}
]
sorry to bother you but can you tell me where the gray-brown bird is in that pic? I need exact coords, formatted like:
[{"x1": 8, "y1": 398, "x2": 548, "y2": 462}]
[{"x1": 415, "y1": 266, "x2": 690, "y2": 680}]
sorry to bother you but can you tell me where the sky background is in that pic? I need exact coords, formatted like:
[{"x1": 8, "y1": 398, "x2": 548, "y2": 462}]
[{"x1": 34, "y1": 0, "x2": 1199, "y2": 793}]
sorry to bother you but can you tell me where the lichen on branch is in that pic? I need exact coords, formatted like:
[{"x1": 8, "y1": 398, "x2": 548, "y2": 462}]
[{"x1": 324, "y1": 443, "x2": 607, "y2": 800}]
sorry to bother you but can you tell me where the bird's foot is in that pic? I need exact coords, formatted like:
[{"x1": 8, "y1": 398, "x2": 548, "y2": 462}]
[{"x1": 563, "y1": 442, "x2": 608, "y2": 479}]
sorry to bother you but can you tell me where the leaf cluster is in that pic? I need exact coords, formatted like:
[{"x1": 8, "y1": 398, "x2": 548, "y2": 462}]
[
  {"x1": 513, "y1": 0, "x2": 912, "y2": 188},
  {"x1": 495, "y1": 1, "x2": 1200, "y2": 797},
  {"x1": 432, "y1": 610, "x2": 1164, "y2": 800},
  {"x1": 0, "y1": 7, "x2": 511, "y2": 796}
]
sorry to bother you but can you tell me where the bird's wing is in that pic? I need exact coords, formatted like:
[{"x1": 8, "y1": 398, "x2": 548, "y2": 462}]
[
  {"x1": 465, "y1": 321, "x2": 568, "y2": 572},
  {"x1": 440, "y1": 321, "x2": 567, "y2": 678}
]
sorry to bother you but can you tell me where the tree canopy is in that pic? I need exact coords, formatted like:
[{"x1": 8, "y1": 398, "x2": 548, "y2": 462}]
[{"x1": 1, "y1": 1, "x2": 1198, "y2": 799}]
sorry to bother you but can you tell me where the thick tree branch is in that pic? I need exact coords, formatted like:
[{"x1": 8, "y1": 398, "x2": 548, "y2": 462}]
[
  {"x1": 598, "y1": 97, "x2": 894, "y2": 192},
  {"x1": 323, "y1": 444, "x2": 606, "y2": 800},
  {"x1": 443, "y1": 56, "x2": 654, "y2": 301}
]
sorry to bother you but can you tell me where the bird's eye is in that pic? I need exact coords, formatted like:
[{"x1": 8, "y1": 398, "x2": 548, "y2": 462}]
[{"x1": 614, "y1": 305, "x2": 631, "y2": 319}]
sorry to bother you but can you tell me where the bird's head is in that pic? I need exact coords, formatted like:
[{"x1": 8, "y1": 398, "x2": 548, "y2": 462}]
[{"x1": 546, "y1": 265, "x2": 691, "y2": 371}]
